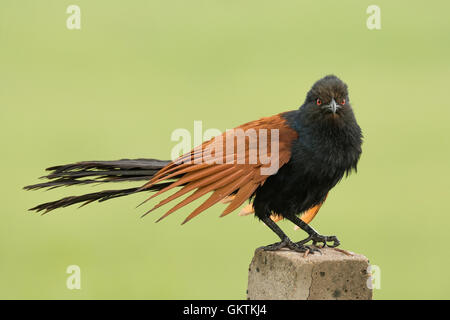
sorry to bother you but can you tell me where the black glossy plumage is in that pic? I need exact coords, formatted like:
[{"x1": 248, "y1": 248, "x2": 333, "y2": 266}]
[
  {"x1": 24, "y1": 159, "x2": 172, "y2": 213},
  {"x1": 253, "y1": 75, "x2": 363, "y2": 221}
]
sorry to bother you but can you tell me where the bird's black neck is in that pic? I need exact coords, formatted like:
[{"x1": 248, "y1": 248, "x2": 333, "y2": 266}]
[{"x1": 282, "y1": 109, "x2": 362, "y2": 175}]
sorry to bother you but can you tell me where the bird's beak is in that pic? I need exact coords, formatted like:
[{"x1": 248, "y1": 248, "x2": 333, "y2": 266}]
[{"x1": 328, "y1": 98, "x2": 338, "y2": 114}]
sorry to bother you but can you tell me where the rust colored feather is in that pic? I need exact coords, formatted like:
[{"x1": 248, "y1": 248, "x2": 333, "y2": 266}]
[
  {"x1": 155, "y1": 169, "x2": 245, "y2": 222},
  {"x1": 142, "y1": 166, "x2": 238, "y2": 215},
  {"x1": 298, "y1": 194, "x2": 328, "y2": 224},
  {"x1": 140, "y1": 113, "x2": 298, "y2": 222},
  {"x1": 140, "y1": 164, "x2": 232, "y2": 206},
  {"x1": 181, "y1": 172, "x2": 253, "y2": 224},
  {"x1": 142, "y1": 163, "x2": 211, "y2": 189},
  {"x1": 145, "y1": 163, "x2": 190, "y2": 182},
  {"x1": 220, "y1": 181, "x2": 258, "y2": 217}
]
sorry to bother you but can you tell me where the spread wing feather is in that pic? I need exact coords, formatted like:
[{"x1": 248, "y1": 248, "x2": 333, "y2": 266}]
[{"x1": 141, "y1": 113, "x2": 298, "y2": 223}]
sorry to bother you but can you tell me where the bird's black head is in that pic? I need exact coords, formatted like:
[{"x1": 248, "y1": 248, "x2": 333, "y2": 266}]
[
  {"x1": 301, "y1": 75, "x2": 352, "y2": 122},
  {"x1": 292, "y1": 75, "x2": 362, "y2": 175}
]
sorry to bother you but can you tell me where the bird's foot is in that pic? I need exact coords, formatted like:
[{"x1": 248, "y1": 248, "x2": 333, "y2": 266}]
[
  {"x1": 261, "y1": 238, "x2": 320, "y2": 254},
  {"x1": 296, "y1": 233, "x2": 340, "y2": 248}
]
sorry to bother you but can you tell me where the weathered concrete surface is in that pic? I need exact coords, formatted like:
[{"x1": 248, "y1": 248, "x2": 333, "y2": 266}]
[{"x1": 247, "y1": 247, "x2": 372, "y2": 300}]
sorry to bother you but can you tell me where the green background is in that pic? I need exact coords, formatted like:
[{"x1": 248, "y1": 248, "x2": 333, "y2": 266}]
[{"x1": 1, "y1": 0, "x2": 449, "y2": 299}]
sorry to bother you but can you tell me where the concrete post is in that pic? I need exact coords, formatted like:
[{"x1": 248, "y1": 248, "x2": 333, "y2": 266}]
[{"x1": 247, "y1": 247, "x2": 372, "y2": 300}]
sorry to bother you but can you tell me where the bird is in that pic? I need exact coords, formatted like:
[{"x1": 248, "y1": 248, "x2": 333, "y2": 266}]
[{"x1": 24, "y1": 75, "x2": 363, "y2": 254}]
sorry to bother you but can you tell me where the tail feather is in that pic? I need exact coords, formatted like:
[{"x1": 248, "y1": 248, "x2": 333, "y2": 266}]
[
  {"x1": 30, "y1": 187, "x2": 142, "y2": 214},
  {"x1": 25, "y1": 158, "x2": 172, "y2": 213},
  {"x1": 23, "y1": 176, "x2": 153, "y2": 191},
  {"x1": 46, "y1": 159, "x2": 169, "y2": 173},
  {"x1": 25, "y1": 159, "x2": 170, "y2": 190}
]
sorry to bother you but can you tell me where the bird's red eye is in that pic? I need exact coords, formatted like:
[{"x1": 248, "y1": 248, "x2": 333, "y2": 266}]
[
  {"x1": 340, "y1": 99, "x2": 346, "y2": 105},
  {"x1": 316, "y1": 99, "x2": 322, "y2": 106}
]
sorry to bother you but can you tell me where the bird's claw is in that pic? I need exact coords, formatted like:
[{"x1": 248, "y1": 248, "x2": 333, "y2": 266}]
[
  {"x1": 297, "y1": 234, "x2": 340, "y2": 248},
  {"x1": 261, "y1": 238, "x2": 320, "y2": 254}
]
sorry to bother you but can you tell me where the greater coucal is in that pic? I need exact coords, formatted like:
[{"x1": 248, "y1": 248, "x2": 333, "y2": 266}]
[{"x1": 25, "y1": 75, "x2": 363, "y2": 253}]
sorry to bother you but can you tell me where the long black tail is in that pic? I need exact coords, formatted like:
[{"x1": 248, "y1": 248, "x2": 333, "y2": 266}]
[{"x1": 24, "y1": 158, "x2": 171, "y2": 214}]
